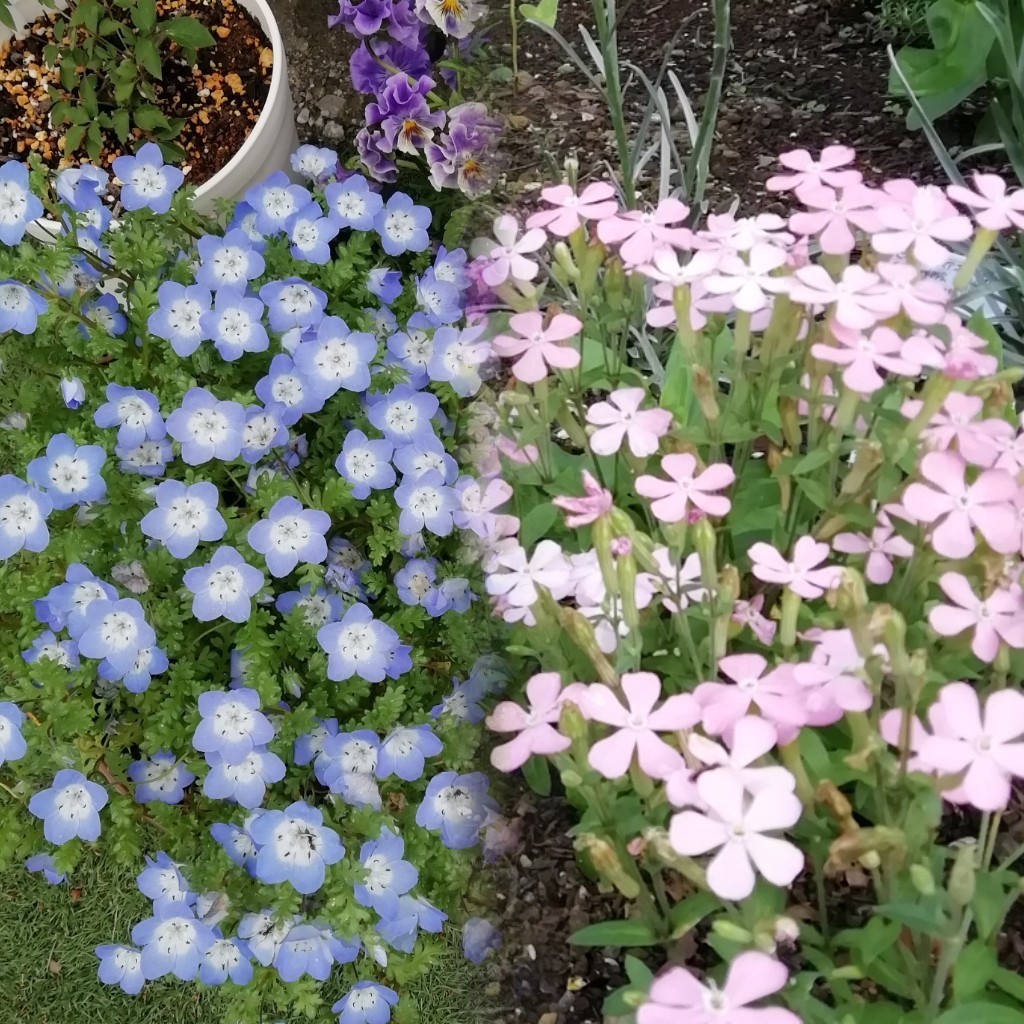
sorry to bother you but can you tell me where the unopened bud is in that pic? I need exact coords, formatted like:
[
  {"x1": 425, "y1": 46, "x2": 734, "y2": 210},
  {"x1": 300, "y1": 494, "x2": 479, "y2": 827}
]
[
  {"x1": 616, "y1": 546, "x2": 641, "y2": 634},
  {"x1": 692, "y1": 517, "x2": 718, "y2": 592},
  {"x1": 560, "y1": 607, "x2": 617, "y2": 685},
  {"x1": 560, "y1": 768, "x2": 583, "y2": 789},
  {"x1": 830, "y1": 568, "x2": 868, "y2": 615},
  {"x1": 779, "y1": 397, "x2": 801, "y2": 449},
  {"x1": 948, "y1": 842, "x2": 977, "y2": 907},
  {"x1": 693, "y1": 366, "x2": 720, "y2": 422},
  {"x1": 767, "y1": 445, "x2": 791, "y2": 512},
  {"x1": 859, "y1": 850, "x2": 881, "y2": 870},
  {"x1": 840, "y1": 440, "x2": 882, "y2": 496},
  {"x1": 605, "y1": 257, "x2": 627, "y2": 300},
  {"x1": 575, "y1": 834, "x2": 641, "y2": 900},
  {"x1": 712, "y1": 919, "x2": 753, "y2": 943},
  {"x1": 592, "y1": 515, "x2": 618, "y2": 599},
  {"x1": 611, "y1": 536, "x2": 632, "y2": 557},
  {"x1": 552, "y1": 241, "x2": 581, "y2": 282},
  {"x1": 910, "y1": 863, "x2": 936, "y2": 896},
  {"x1": 558, "y1": 699, "x2": 589, "y2": 745}
]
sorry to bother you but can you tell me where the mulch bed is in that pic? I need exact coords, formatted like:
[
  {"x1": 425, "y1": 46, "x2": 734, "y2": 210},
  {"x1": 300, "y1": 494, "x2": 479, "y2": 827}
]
[{"x1": 0, "y1": 0, "x2": 272, "y2": 184}]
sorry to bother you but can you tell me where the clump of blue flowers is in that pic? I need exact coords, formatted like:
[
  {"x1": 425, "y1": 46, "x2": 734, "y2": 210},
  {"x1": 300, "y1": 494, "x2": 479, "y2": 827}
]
[{"x1": 0, "y1": 151, "x2": 506, "y2": 1023}]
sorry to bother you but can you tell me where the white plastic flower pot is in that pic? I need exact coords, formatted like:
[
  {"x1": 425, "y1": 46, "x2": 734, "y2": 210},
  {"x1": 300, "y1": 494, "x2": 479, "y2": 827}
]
[{"x1": 3, "y1": 0, "x2": 299, "y2": 232}]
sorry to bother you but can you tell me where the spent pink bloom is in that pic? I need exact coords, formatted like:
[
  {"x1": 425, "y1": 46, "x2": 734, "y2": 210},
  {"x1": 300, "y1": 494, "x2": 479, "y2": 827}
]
[
  {"x1": 638, "y1": 951, "x2": 800, "y2": 1024},
  {"x1": 584, "y1": 672, "x2": 700, "y2": 779},
  {"x1": 702, "y1": 244, "x2": 791, "y2": 313},
  {"x1": 918, "y1": 682, "x2": 1024, "y2": 811},
  {"x1": 480, "y1": 215, "x2": 547, "y2": 287},
  {"x1": 901, "y1": 451, "x2": 1018, "y2": 558},
  {"x1": 596, "y1": 197, "x2": 692, "y2": 265},
  {"x1": 901, "y1": 392, "x2": 1013, "y2": 468},
  {"x1": 788, "y1": 183, "x2": 882, "y2": 254},
  {"x1": 586, "y1": 387, "x2": 673, "y2": 458},
  {"x1": 947, "y1": 173, "x2": 1024, "y2": 231},
  {"x1": 636, "y1": 453, "x2": 735, "y2": 523},
  {"x1": 928, "y1": 571, "x2": 1024, "y2": 662},
  {"x1": 485, "y1": 539, "x2": 573, "y2": 607},
  {"x1": 668, "y1": 771, "x2": 804, "y2": 900},
  {"x1": 689, "y1": 717, "x2": 795, "y2": 795},
  {"x1": 872, "y1": 184, "x2": 972, "y2": 267},
  {"x1": 811, "y1": 324, "x2": 918, "y2": 395},
  {"x1": 732, "y1": 594, "x2": 777, "y2": 645},
  {"x1": 789, "y1": 264, "x2": 897, "y2": 330},
  {"x1": 526, "y1": 181, "x2": 618, "y2": 237},
  {"x1": 552, "y1": 470, "x2": 613, "y2": 527},
  {"x1": 766, "y1": 144, "x2": 862, "y2": 196},
  {"x1": 833, "y1": 512, "x2": 913, "y2": 585},
  {"x1": 492, "y1": 310, "x2": 582, "y2": 384},
  {"x1": 874, "y1": 261, "x2": 948, "y2": 325},
  {"x1": 487, "y1": 672, "x2": 578, "y2": 771},
  {"x1": 749, "y1": 536, "x2": 842, "y2": 599}
]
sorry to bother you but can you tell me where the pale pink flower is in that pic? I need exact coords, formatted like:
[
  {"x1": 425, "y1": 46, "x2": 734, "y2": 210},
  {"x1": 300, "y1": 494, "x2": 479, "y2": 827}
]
[
  {"x1": 689, "y1": 717, "x2": 795, "y2": 795},
  {"x1": 901, "y1": 392, "x2": 1013, "y2": 468},
  {"x1": 584, "y1": 672, "x2": 700, "y2": 779},
  {"x1": 492, "y1": 310, "x2": 582, "y2": 384},
  {"x1": 665, "y1": 766, "x2": 704, "y2": 809},
  {"x1": 992, "y1": 417, "x2": 1024, "y2": 475},
  {"x1": 788, "y1": 183, "x2": 882, "y2": 254},
  {"x1": 485, "y1": 539, "x2": 573, "y2": 607},
  {"x1": 918, "y1": 682, "x2": 1024, "y2": 811},
  {"x1": 636, "y1": 453, "x2": 735, "y2": 523},
  {"x1": 496, "y1": 435, "x2": 540, "y2": 465},
  {"x1": 702, "y1": 244, "x2": 791, "y2": 312},
  {"x1": 487, "y1": 672, "x2": 577, "y2": 771},
  {"x1": 833, "y1": 512, "x2": 913, "y2": 584},
  {"x1": 552, "y1": 470, "x2": 613, "y2": 527},
  {"x1": 749, "y1": 537, "x2": 842, "y2": 599},
  {"x1": 526, "y1": 181, "x2": 618, "y2": 237},
  {"x1": 789, "y1": 264, "x2": 897, "y2": 330},
  {"x1": 455, "y1": 476, "x2": 514, "y2": 538},
  {"x1": 696, "y1": 212, "x2": 794, "y2": 251},
  {"x1": 668, "y1": 771, "x2": 803, "y2": 900},
  {"x1": 797, "y1": 632, "x2": 874, "y2": 725},
  {"x1": 586, "y1": 387, "x2": 673, "y2": 457},
  {"x1": 596, "y1": 197, "x2": 692, "y2": 265},
  {"x1": 637, "y1": 245, "x2": 724, "y2": 285},
  {"x1": 872, "y1": 184, "x2": 972, "y2": 267},
  {"x1": 650, "y1": 547, "x2": 706, "y2": 613},
  {"x1": 880, "y1": 708, "x2": 933, "y2": 773},
  {"x1": 639, "y1": 951, "x2": 800, "y2": 1024},
  {"x1": 947, "y1": 173, "x2": 1024, "y2": 231},
  {"x1": 901, "y1": 451, "x2": 1018, "y2": 558},
  {"x1": 874, "y1": 260, "x2": 948, "y2": 325},
  {"x1": 480, "y1": 215, "x2": 547, "y2": 287},
  {"x1": 901, "y1": 315, "x2": 998, "y2": 379},
  {"x1": 732, "y1": 594, "x2": 777, "y2": 645},
  {"x1": 928, "y1": 571, "x2": 1024, "y2": 662},
  {"x1": 766, "y1": 144, "x2": 862, "y2": 196},
  {"x1": 811, "y1": 324, "x2": 918, "y2": 395}
]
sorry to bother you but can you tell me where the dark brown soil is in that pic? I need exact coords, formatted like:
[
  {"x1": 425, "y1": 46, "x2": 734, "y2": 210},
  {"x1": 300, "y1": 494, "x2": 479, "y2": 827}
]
[{"x1": 0, "y1": 0, "x2": 272, "y2": 184}]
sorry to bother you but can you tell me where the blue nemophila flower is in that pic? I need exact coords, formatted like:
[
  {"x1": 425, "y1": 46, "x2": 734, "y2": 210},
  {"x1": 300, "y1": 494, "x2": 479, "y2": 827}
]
[
  {"x1": 117, "y1": 438, "x2": 173, "y2": 477},
  {"x1": 238, "y1": 909, "x2": 290, "y2": 967},
  {"x1": 377, "y1": 724, "x2": 442, "y2": 782},
  {"x1": 364, "y1": 303, "x2": 397, "y2": 341},
  {"x1": 394, "y1": 470, "x2": 457, "y2": 537},
  {"x1": 74, "y1": 597, "x2": 154, "y2": 677},
  {"x1": 193, "y1": 687, "x2": 274, "y2": 764},
  {"x1": 167, "y1": 388, "x2": 245, "y2": 465},
  {"x1": 203, "y1": 746, "x2": 285, "y2": 808},
  {"x1": 250, "y1": 801, "x2": 345, "y2": 895},
  {"x1": 394, "y1": 435, "x2": 458, "y2": 483},
  {"x1": 367, "y1": 267, "x2": 402, "y2": 304},
  {"x1": 254, "y1": 353, "x2": 322, "y2": 425},
  {"x1": 99, "y1": 643, "x2": 168, "y2": 693},
  {"x1": 415, "y1": 268, "x2": 461, "y2": 325},
  {"x1": 28, "y1": 769, "x2": 108, "y2": 844},
  {"x1": 423, "y1": 578, "x2": 476, "y2": 617},
  {"x1": 184, "y1": 546, "x2": 266, "y2": 623},
  {"x1": 0, "y1": 281, "x2": 47, "y2": 334},
  {"x1": 128, "y1": 751, "x2": 194, "y2": 804},
  {"x1": 385, "y1": 642, "x2": 413, "y2": 681},
  {"x1": 318, "y1": 730, "x2": 380, "y2": 806},
  {"x1": 355, "y1": 826, "x2": 418, "y2": 918},
  {"x1": 132, "y1": 903, "x2": 214, "y2": 981},
  {"x1": 195, "y1": 229, "x2": 266, "y2": 290},
  {"x1": 94, "y1": 944, "x2": 145, "y2": 995},
  {"x1": 247, "y1": 496, "x2": 330, "y2": 578},
  {"x1": 386, "y1": 319, "x2": 435, "y2": 388},
  {"x1": 329, "y1": 535, "x2": 372, "y2": 575},
  {"x1": 113, "y1": 142, "x2": 184, "y2": 213},
  {"x1": 141, "y1": 480, "x2": 226, "y2": 559},
  {"x1": 290, "y1": 202, "x2": 341, "y2": 264},
  {"x1": 463, "y1": 918, "x2": 502, "y2": 964},
  {"x1": 227, "y1": 200, "x2": 267, "y2": 251},
  {"x1": 333, "y1": 981, "x2": 399, "y2": 1024},
  {"x1": 22, "y1": 630, "x2": 79, "y2": 670},
  {"x1": 335, "y1": 429, "x2": 395, "y2": 500},
  {"x1": 244, "y1": 171, "x2": 311, "y2": 235},
  {"x1": 137, "y1": 851, "x2": 194, "y2": 909},
  {"x1": 36, "y1": 563, "x2": 116, "y2": 632},
  {"x1": 394, "y1": 557, "x2": 437, "y2": 607},
  {"x1": 433, "y1": 245, "x2": 469, "y2": 290},
  {"x1": 82, "y1": 294, "x2": 126, "y2": 336},
  {"x1": 0, "y1": 702, "x2": 27, "y2": 765},
  {"x1": 56, "y1": 164, "x2": 107, "y2": 207},
  {"x1": 293, "y1": 718, "x2": 338, "y2": 768},
  {"x1": 277, "y1": 585, "x2": 344, "y2": 628},
  {"x1": 94, "y1": 383, "x2": 165, "y2": 448},
  {"x1": 241, "y1": 403, "x2": 288, "y2": 463},
  {"x1": 148, "y1": 282, "x2": 211, "y2": 357},
  {"x1": 375, "y1": 192, "x2": 431, "y2": 256},
  {"x1": 431, "y1": 676, "x2": 487, "y2": 724},
  {"x1": 416, "y1": 771, "x2": 496, "y2": 850},
  {"x1": 25, "y1": 853, "x2": 65, "y2": 884},
  {"x1": 259, "y1": 277, "x2": 328, "y2": 333},
  {"x1": 63, "y1": 192, "x2": 111, "y2": 244},
  {"x1": 294, "y1": 317, "x2": 376, "y2": 398},
  {"x1": 26, "y1": 434, "x2": 106, "y2": 510},
  {"x1": 325, "y1": 174, "x2": 383, "y2": 231},
  {"x1": 60, "y1": 376, "x2": 85, "y2": 410},
  {"x1": 428, "y1": 323, "x2": 490, "y2": 398},
  {"x1": 325, "y1": 929, "x2": 361, "y2": 965},
  {"x1": 291, "y1": 144, "x2": 338, "y2": 182},
  {"x1": 469, "y1": 653, "x2": 510, "y2": 695},
  {"x1": 202, "y1": 287, "x2": 269, "y2": 362},
  {"x1": 318, "y1": 603, "x2": 400, "y2": 683},
  {"x1": 375, "y1": 894, "x2": 446, "y2": 954},
  {"x1": 200, "y1": 936, "x2": 252, "y2": 986},
  {"x1": 0, "y1": 160, "x2": 42, "y2": 243},
  {"x1": 210, "y1": 822, "x2": 258, "y2": 875},
  {"x1": 366, "y1": 384, "x2": 439, "y2": 445},
  {"x1": 273, "y1": 923, "x2": 335, "y2": 982}
]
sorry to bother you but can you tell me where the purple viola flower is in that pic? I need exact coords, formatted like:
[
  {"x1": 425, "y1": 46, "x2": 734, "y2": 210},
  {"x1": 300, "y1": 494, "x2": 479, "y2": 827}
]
[
  {"x1": 25, "y1": 852, "x2": 65, "y2": 884},
  {"x1": 356, "y1": 127, "x2": 398, "y2": 184},
  {"x1": 416, "y1": 771, "x2": 497, "y2": 849},
  {"x1": 394, "y1": 434, "x2": 457, "y2": 482},
  {"x1": 463, "y1": 918, "x2": 502, "y2": 963},
  {"x1": 148, "y1": 282, "x2": 211, "y2": 356},
  {"x1": 140, "y1": 480, "x2": 226, "y2": 558},
  {"x1": 377, "y1": 724, "x2": 442, "y2": 781},
  {"x1": 368, "y1": 74, "x2": 446, "y2": 156},
  {"x1": 113, "y1": 142, "x2": 184, "y2": 213},
  {"x1": 99, "y1": 644, "x2": 168, "y2": 693},
  {"x1": 291, "y1": 144, "x2": 339, "y2": 183},
  {"x1": 0, "y1": 281, "x2": 47, "y2": 334},
  {"x1": 241, "y1": 403, "x2": 289, "y2": 464},
  {"x1": 60, "y1": 376, "x2": 85, "y2": 410},
  {"x1": 0, "y1": 701, "x2": 27, "y2": 765},
  {"x1": 203, "y1": 746, "x2": 286, "y2": 808},
  {"x1": 294, "y1": 717, "x2": 339, "y2": 766},
  {"x1": 94, "y1": 383, "x2": 165, "y2": 448},
  {"x1": 330, "y1": 0, "x2": 394, "y2": 35},
  {"x1": 250, "y1": 801, "x2": 345, "y2": 895},
  {"x1": 395, "y1": 469, "x2": 457, "y2": 536},
  {"x1": 254, "y1": 356, "x2": 324, "y2": 427},
  {"x1": 276, "y1": 585, "x2": 344, "y2": 628},
  {"x1": 426, "y1": 102, "x2": 502, "y2": 195},
  {"x1": 210, "y1": 822, "x2": 258, "y2": 874},
  {"x1": 132, "y1": 903, "x2": 214, "y2": 981},
  {"x1": 166, "y1": 387, "x2": 245, "y2": 464},
  {"x1": 375, "y1": 894, "x2": 446, "y2": 953},
  {"x1": 366, "y1": 383, "x2": 439, "y2": 444},
  {"x1": 367, "y1": 267, "x2": 403, "y2": 304},
  {"x1": 193, "y1": 687, "x2": 274, "y2": 764},
  {"x1": 0, "y1": 160, "x2": 43, "y2": 243},
  {"x1": 335, "y1": 429, "x2": 395, "y2": 499},
  {"x1": 74, "y1": 598, "x2": 155, "y2": 675},
  {"x1": 128, "y1": 751, "x2": 195, "y2": 804},
  {"x1": 243, "y1": 171, "x2": 311, "y2": 235},
  {"x1": 29, "y1": 769, "x2": 108, "y2": 844},
  {"x1": 325, "y1": 174, "x2": 384, "y2": 232},
  {"x1": 137, "y1": 851, "x2": 194, "y2": 908},
  {"x1": 349, "y1": 39, "x2": 431, "y2": 95},
  {"x1": 82, "y1": 293, "x2": 126, "y2": 336},
  {"x1": 200, "y1": 937, "x2": 253, "y2": 986},
  {"x1": 247, "y1": 496, "x2": 330, "y2": 578},
  {"x1": 202, "y1": 287, "x2": 269, "y2": 362},
  {"x1": 354, "y1": 826, "x2": 418, "y2": 917},
  {"x1": 290, "y1": 202, "x2": 341, "y2": 265},
  {"x1": 195, "y1": 229, "x2": 266, "y2": 290},
  {"x1": 184, "y1": 546, "x2": 265, "y2": 623},
  {"x1": 259, "y1": 277, "x2": 327, "y2": 333},
  {"x1": 394, "y1": 558, "x2": 437, "y2": 607},
  {"x1": 333, "y1": 981, "x2": 399, "y2": 1024},
  {"x1": 415, "y1": 268, "x2": 462, "y2": 324},
  {"x1": 294, "y1": 317, "x2": 377, "y2": 399},
  {"x1": 317, "y1": 603, "x2": 400, "y2": 683},
  {"x1": 95, "y1": 945, "x2": 145, "y2": 995},
  {"x1": 273, "y1": 923, "x2": 335, "y2": 982},
  {"x1": 22, "y1": 630, "x2": 79, "y2": 670},
  {"x1": 116, "y1": 438, "x2": 172, "y2": 477},
  {"x1": 374, "y1": 191, "x2": 431, "y2": 256},
  {"x1": 428, "y1": 322, "x2": 489, "y2": 396},
  {"x1": 423, "y1": 577, "x2": 475, "y2": 616}
]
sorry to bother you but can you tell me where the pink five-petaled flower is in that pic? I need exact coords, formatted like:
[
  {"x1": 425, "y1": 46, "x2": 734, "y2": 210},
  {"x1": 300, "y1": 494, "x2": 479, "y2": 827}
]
[
  {"x1": 901, "y1": 392, "x2": 1014, "y2": 468},
  {"x1": 485, "y1": 539, "x2": 573, "y2": 608},
  {"x1": 732, "y1": 594, "x2": 777, "y2": 645},
  {"x1": 492, "y1": 310, "x2": 582, "y2": 384},
  {"x1": 552, "y1": 470, "x2": 613, "y2": 527},
  {"x1": 638, "y1": 951, "x2": 800, "y2": 1024},
  {"x1": 636, "y1": 453, "x2": 735, "y2": 523},
  {"x1": 874, "y1": 261, "x2": 949, "y2": 326},
  {"x1": 701, "y1": 244, "x2": 791, "y2": 313},
  {"x1": 833, "y1": 512, "x2": 913, "y2": 585},
  {"x1": 689, "y1": 716, "x2": 796, "y2": 796},
  {"x1": 928, "y1": 571, "x2": 1024, "y2": 662},
  {"x1": 583, "y1": 672, "x2": 700, "y2": 780},
  {"x1": 596, "y1": 197, "x2": 692, "y2": 266},
  {"x1": 480, "y1": 215, "x2": 547, "y2": 287},
  {"x1": 526, "y1": 181, "x2": 618, "y2": 237},
  {"x1": 788, "y1": 183, "x2": 882, "y2": 254},
  {"x1": 586, "y1": 387, "x2": 673, "y2": 457},
  {"x1": 668, "y1": 771, "x2": 804, "y2": 900},
  {"x1": 487, "y1": 672, "x2": 583, "y2": 772},
  {"x1": 788, "y1": 264, "x2": 897, "y2": 330},
  {"x1": 947, "y1": 173, "x2": 1024, "y2": 231},
  {"x1": 811, "y1": 324, "x2": 918, "y2": 395},
  {"x1": 872, "y1": 184, "x2": 973, "y2": 268},
  {"x1": 901, "y1": 450, "x2": 1018, "y2": 559},
  {"x1": 749, "y1": 536, "x2": 842, "y2": 598},
  {"x1": 766, "y1": 144, "x2": 862, "y2": 197},
  {"x1": 918, "y1": 682, "x2": 1024, "y2": 811}
]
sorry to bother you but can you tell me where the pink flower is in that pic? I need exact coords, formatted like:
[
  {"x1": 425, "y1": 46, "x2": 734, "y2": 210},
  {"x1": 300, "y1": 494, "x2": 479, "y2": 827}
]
[
  {"x1": 811, "y1": 324, "x2": 918, "y2": 395},
  {"x1": 796, "y1": 635, "x2": 874, "y2": 725},
  {"x1": 584, "y1": 672, "x2": 700, "y2": 779},
  {"x1": 872, "y1": 184, "x2": 972, "y2": 267},
  {"x1": 833, "y1": 513, "x2": 913, "y2": 585},
  {"x1": 651, "y1": 548, "x2": 706, "y2": 613},
  {"x1": 480, "y1": 215, "x2": 547, "y2": 287},
  {"x1": 668, "y1": 771, "x2": 803, "y2": 900},
  {"x1": 496, "y1": 435, "x2": 540, "y2": 465},
  {"x1": 901, "y1": 392, "x2": 1013, "y2": 468},
  {"x1": 485, "y1": 539, "x2": 573, "y2": 607},
  {"x1": 874, "y1": 261, "x2": 948, "y2": 325},
  {"x1": 928, "y1": 572, "x2": 1024, "y2": 662},
  {"x1": 749, "y1": 537, "x2": 842, "y2": 599},
  {"x1": 918, "y1": 682, "x2": 1024, "y2": 811},
  {"x1": 596, "y1": 197, "x2": 692, "y2": 265},
  {"x1": 492, "y1": 310, "x2": 582, "y2": 383},
  {"x1": 992, "y1": 420, "x2": 1024, "y2": 475},
  {"x1": 732, "y1": 594, "x2": 777, "y2": 645},
  {"x1": 788, "y1": 183, "x2": 882, "y2": 254},
  {"x1": 702, "y1": 244, "x2": 791, "y2": 313},
  {"x1": 487, "y1": 672, "x2": 577, "y2": 771},
  {"x1": 901, "y1": 451, "x2": 1018, "y2": 558},
  {"x1": 789, "y1": 264, "x2": 897, "y2": 330},
  {"x1": 947, "y1": 173, "x2": 1024, "y2": 231},
  {"x1": 901, "y1": 315, "x2": 998, "y2": 380},
  {"x1": 766, "y1": 145, "x2": 862, "y2": 196},
  {"x1": 526, "y1": 181, "x2": 618, "y2": 237},
  {"x1": 586, "y1": 387, "x2": 673, "y2": 457},
  {"x1": 636, "y1": 453, "x2": 735, "y2": 523},
  {"x1": 639, "y1": 951, "x2": 800, "y2": 1024},
  {"x1": 455, "y1": 476, "x2": 514, "y2": 538},
  {"x1": 552, "y1": 470, "x2": 613, "y2": 527},
  {"x1": 697, "y1": 212, "x2": 793, "y2": 251},
  {"x1": 689, "y1": 717, "x2": 795, "y2": 795}
]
